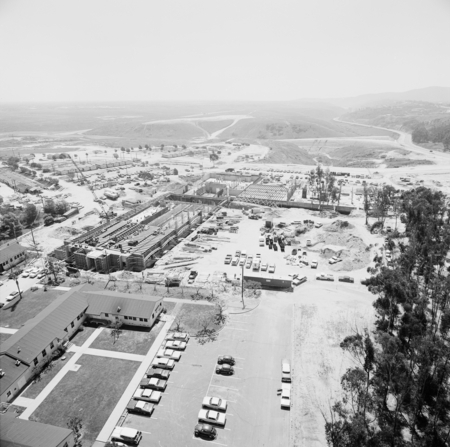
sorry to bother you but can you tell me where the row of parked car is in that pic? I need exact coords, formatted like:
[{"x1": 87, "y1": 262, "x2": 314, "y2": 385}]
[
  {"x1": 195, "y1": 355, "x2": 237, "y2": 440},
  {"x1": 316, "y1": 273, "x2": 355, "y2": 283},
  {"x1": 110, "y1": 332, "x2": 190, "y2": 446}
]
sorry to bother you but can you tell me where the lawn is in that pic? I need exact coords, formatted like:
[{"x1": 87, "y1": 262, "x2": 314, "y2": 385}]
[
  {"x1": 0, "y1": 288, "x2": 65, "y2": 329},
  {"x1": 30, "y1": 355, "x2": 140, "y2": 446},
  {"x1": 22, "y1": 352, "x2": 75, "y2": 399},
  {"x1": 70, "y1": 326, "x2": 96, "y2": 347},
  {"x1": 0, "y1": 333, "x2": 12, "y2": 344},
  {"x1": 89, "y1": 321, "x2": 164, "y2": 355},
  {"x1": 162, "y1": 300, "x2": 177, "y2": 315},
  {"x1": 171, "y1": 303, "x2": 221, "y2": 334}
]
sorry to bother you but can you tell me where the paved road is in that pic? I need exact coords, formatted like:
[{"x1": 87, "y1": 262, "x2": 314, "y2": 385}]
[{"x1": 121, "y1": 292, "x2": 293, "y2": 447}]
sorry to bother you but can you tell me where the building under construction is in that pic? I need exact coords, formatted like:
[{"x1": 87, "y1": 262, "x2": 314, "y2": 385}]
[{"x1": 52, "y1": 197, "x2": 214, "y2": 272}]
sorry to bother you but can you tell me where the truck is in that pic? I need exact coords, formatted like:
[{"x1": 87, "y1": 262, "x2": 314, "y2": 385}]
[
  {"x1": 104, "y1": 190, "x2": 119, "y2": 200},
  {"x1": 243, "y1": 273, "x2": 292, "y2": 290}
]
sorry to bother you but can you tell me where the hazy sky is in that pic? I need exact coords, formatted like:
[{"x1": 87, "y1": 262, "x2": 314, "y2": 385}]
[{"x1": 1, "y1": 0, "x2": 449, "y2": 102}]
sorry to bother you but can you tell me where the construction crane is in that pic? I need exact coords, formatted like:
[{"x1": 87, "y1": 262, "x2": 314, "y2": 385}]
[{"x1": 67, "y1": 155, "x2": 113, "y2": 221}]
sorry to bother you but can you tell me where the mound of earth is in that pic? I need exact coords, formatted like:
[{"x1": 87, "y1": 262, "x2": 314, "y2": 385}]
[
  {"x1": 49, "y1": 226, "x2": 83, "y2": 240},
  {"x1": 324, "y1": 220, "x2": 354, "y2": 232},
  {"x1": 319, "y1": 232, "x2": 371, "y2": 271}
]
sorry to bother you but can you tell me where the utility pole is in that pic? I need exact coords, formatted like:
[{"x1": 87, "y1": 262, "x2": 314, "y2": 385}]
[{"x1": 241, "y1": 263, "x2": 245, "y2": 309}]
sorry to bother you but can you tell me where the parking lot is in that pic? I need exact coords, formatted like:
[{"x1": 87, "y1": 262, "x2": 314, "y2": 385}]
[{"x1": 121, "y1": 291, "x2": 293, "y2": 447}]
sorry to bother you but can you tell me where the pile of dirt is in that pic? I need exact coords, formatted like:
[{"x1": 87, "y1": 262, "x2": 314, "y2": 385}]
[
  {"x1": 324, "y1": 220, "x2": 354, "y2": 232},
  {"x1": 294, "y1": 224, "x2": 308, "y2": 235},
  {"x1": 320, "y1": 232, "x2": 371, "y2": 271},
  {"x1": 49, "y1": 226, "x2": 83, "y2": 240},
  {"x1": 319, "y1": 210, "x2": 339, "y2": 219}
]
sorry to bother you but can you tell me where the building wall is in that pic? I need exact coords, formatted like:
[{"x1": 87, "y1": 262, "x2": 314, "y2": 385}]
[
  {"x1": 88, "y1": 301, "x2": 163, "y2": 328},
  {"x1": 0, "y1": 249, "x2": 26, "y2": 273},
  {"x1": 1, "y1": 311, "x2": 86, "y2": 403}
]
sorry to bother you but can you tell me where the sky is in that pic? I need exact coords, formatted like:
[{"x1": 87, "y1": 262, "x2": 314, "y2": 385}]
[{"x1": 0, "y1": 0, "x2": 449, "y2": 102}]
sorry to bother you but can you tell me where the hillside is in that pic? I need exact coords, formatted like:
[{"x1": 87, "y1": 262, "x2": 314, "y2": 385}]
[{"x1": 303, "y1": 86, "x2": 450, "y2": 109}]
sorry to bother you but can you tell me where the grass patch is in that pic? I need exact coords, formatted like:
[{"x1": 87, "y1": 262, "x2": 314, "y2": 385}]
[
  {"x1": 70, "y1": 326, "x2": 96, "y2": 347},
  {"x1": 22, "y1": 352, "x2": 75, "y2": 399},
  {"x1": 171, "y1": 303, "x2": 220, "y2": 334},
  {"x1": 0, "y1": 288, "x2": 64, "y2": 329},
  {"x1": 163, "y1": 301, "x2": 177, "y2": 315},
  {"x1": 29, "y1": 355, "x2": 140, "y2": 445},
  {"x1": 384, "y1": 158, "x2": 434, "y2": 168},
  {"x1": 0, "y1": 333, "x2": 12, "y2": 344},
  {"x1": 89, "y1": 322, "x2": 163, "y2": 355}
]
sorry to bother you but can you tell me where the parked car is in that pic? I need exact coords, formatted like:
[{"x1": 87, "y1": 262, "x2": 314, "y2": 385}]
[
  {"x1": 157, "y1": 348, "x2": 181, "y2": 361},
  {"x1": 329, "y1": 257, "x2": 342, "y2": 264},
  {"x1": 133, "y1": 388, "x2": 162, "y2": 404},
  {"x1": 140, "y1": 377, "x2": 167, "y2": 391},
  {"x1": 311, "y1": 260, "x2": 318, "y2": 269},
  {"x1": 194, "y1": 423, "x2": 217, "y2": 440},
  {"x1": 202, "y1": 396, "x2": 228, "y2": 411},
  {"x1": 166, "y1": 332, "x2": 189, "y2": 342},
  {"x1": 217, "y1": 355, "x2": 235, "y2": 365},
  {"x1": 317, "y1": 273, "x2": 334, "y2": 282},
  {"x1": 292, "y1": 276, "x2": 307, "y2": 286},
  {"x1": 261, "y1": 263, "x2": 268, "y2": 272},
  {"x1": 198, "y1": 409, "x2": 227, "y2": 426},
  {"x1": 224, "y1": 255, "x2": 232, "y2": 264},
  {"x1": 315, "y1": 223, "x2": 323, "y2": 228},
  {"x1": 151, "y1": 358, "x2": 175, "y2": 370},
  {"x1": 282, "y1": 359, "x2": 291, "y2": 383},
  {"x1": 268, "y1": 264, "x2": 276, "y2": 273},
  {"x1": 281, "y1": 383, "x2": 291, "y2": 409},
  {"x1": 111, "y1": 427, "x2": 142, "y2": 446},
  {"x1": 216, "y1": 364, "x2": 234, "y2": 375},
  {"x1": 21, "y1": 271, "x2": 30, "y2": 278},
  {"x1": 127, "y1": 399, "x2": 155, "y2": 416},
  {"x1": 339, "y1": 276, "x2": 355, "y2": 283},
  {"x1": 6, "y1": 291, "x2": 19, "y2": 301},
  {"x1": 146, "y1": 368, "x2": 170, "y2": 380},
  {"x1": 165, "y1": 340, "x2": 186, "y2": 351}
]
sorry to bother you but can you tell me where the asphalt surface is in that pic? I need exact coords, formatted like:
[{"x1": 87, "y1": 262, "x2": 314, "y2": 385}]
[{"x1": 122, "y1": 292, "x2": 293, "y2": 447}]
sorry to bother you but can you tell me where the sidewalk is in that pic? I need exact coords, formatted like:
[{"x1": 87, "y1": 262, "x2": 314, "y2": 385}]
[
  {"x1": 0, "y1": 327, "x2": 18, "y2": 334},
  {"x1": 19, "y1": 327, "x2": 104, "y2": 420},
  {"x1": 95, "y1": 316, "x2": 174, "y2": 443}
]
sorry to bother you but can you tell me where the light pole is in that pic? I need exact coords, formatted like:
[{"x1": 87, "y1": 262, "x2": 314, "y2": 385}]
[{"x1": 241, "y1": 263, "x2": 245, "y2": 309}]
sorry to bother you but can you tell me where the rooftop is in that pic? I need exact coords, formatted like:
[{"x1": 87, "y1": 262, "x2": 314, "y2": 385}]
[{"x1": 0, "y1": 241, "x2": 26, "y2": 265}]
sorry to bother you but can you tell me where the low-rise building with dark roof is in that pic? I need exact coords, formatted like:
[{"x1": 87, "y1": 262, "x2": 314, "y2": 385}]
[
  {"x1": 0, "y1": 413, "x2": 75, "y2": 447},
  {"x1": 0, "y1": 284, "x2": 164, "y2": 403},
  {"x1": 0, "y1": 241, "x2": 27, "y2": 273}
]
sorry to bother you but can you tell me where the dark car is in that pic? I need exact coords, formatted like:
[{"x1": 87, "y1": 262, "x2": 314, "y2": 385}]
[
  {"x1": 273, "y1": 244, "x2": 278, "y2": 251},
  {"x1": 291, "y1": 249, "x2": 298, "y2": 256},
  {"x1": 339, "y1": 276, "x2": 355, "y2": 283},
  {"x1": 126, "y1": 399, "x2": 154, "y2": 417},
  {"x1": 217, "y1": 355, "x2": 235, "y2": 365},
  {"x1": 249, "y1": 215, "x2": 259, "y2": 220},
  {"x1": 216, "y1": 364, "x2": 234, "y2": 375},
  {"x1": 146, "y1": 368, "x2": 170, "y2": 380},
  {"x1": 195, "y1": 423, "x2": 217, "y2": 439}
]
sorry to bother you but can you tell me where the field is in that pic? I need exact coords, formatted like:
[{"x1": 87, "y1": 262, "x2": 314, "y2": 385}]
[
  {"x1": 0, "y1": 288, "x2": 65, "y2": 329},
  {"x1": 171, "y1": 303, "x2": 221, "y2": 334},
  {"x1": 29, "y1": 355, "x2": 140, "y2": 446},
  {"x1": 89, "y1": 322, "x2": 164, "y2": 355}
]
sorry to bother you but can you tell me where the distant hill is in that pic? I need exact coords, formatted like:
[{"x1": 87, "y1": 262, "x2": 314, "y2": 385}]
[{"x1": 302, "y1": 86, "x2": 450, "y2": 109}]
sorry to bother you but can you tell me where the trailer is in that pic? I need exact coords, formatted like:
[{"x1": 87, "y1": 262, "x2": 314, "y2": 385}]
[
  {"x1": 244, "y1": 273, "x2": 292, "y2": 290},
  {"x1": 63, "y1": 208, "x2": 79, "y2": 219}
]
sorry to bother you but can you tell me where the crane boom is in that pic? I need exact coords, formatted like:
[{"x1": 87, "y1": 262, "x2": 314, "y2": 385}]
[{"x1": 67, "y1": 155, "x2": 112, "y2": 221}]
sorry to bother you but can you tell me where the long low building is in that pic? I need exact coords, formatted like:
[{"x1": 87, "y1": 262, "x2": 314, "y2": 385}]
[
  {"x1": 0, "y1": 241, "x2": 27, "y2": 273},
  {"x1": 0, "y1": 284, "x2": 164, "y2": 403},
  {"x1": 243, "y1": 273, "x2": 292, "y2": 289}
]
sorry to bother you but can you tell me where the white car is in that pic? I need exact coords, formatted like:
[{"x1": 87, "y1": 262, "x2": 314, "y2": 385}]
[
  {"x1": 268, "y1": 264, "x2": 276, "y2": 273},
  {"x1": 261, "y1": 263, "x2": 268, "y2": 272},
  {"x1": 29, "y1": 272, "x2": 38, "y2": 278},
  {"x1": 157, "y1": 348, "x2": 181, "y2": 361},
  {"x1": 152, "y1": 358, "x2": 175, "y2": 370},
  {"x1": 166, "y1": 332, "x2": 189, "y2": 342},
  {"x1": 21, "y1": 272, "x2": 30, "y2": 278},
  {"x1": 165, "y1": 340, "x2": 187, "y2": 351},
  {"x1": 198, "y1": 409, "x2": 227, "y2": 426},
  {"x1": 134, "y1": 388, "x2": 162, "y2": 403},
  {"x1": 7, "y1": 291, "x2": 19, "y2": 301},
  {"x1": 311, "y1": 260, "x2": 318, "y2": 269},
  {"x1": 329, "y1": 257, "x2": 338, "y2": 264},
  {"x1": 292, "y1": 276, "x2": 307, "y2": 286},
  {"x1": 202, "y1": 396, "x2": 228, "y2": 411},
  {"x1": 281, "y1": 383, "x2": 291, "y2": 408}
]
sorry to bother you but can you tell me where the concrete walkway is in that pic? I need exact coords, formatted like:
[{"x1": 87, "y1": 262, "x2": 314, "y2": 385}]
[
  {"x1": 163, "y1": 297, "x2": 215, "y2": 306},
  {"x1": 95, "y1": 316, "x2": 174, "y2": 443},
  {"x1": 69, "y1": 346, "x2": 146, "y2": 362},
  {"x1": 0, "y1": 327, "x2": 18, "y2": 334},
  {"x1": 13, "y1": 396, "x2": 35, "y2": 408},
  {"x1": 19, "y1": 327, "x2": 104, "y2": 420}
]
